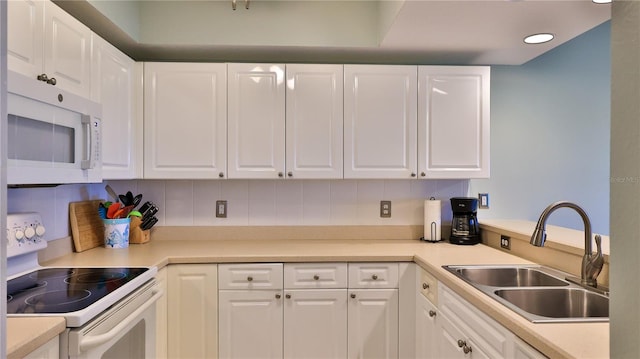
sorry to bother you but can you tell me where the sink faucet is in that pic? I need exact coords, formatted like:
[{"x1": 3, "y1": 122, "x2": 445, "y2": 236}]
[{"x1": 530, "y1": 201, "x2": 604, "y2": 288}]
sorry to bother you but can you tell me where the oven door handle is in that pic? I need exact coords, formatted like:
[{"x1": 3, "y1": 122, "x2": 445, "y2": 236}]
[{"x1": 79, "y1": 288, "x2": 163, "y2": 352}]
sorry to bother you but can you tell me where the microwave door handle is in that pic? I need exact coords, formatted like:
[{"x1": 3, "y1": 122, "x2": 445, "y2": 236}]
[
  {"x1": 78, "y1": 287, "x2": 163, "y2": 352},
  {"x1": 80, "y1": 115, "x2": 99, "y2": 170}
]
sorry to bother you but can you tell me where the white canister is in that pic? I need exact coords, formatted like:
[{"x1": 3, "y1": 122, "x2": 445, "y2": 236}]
[
  {"x1": 423, "y1": 198, "x2": 442, "y2": 242},
  {"x1": 103, "y1": 218, "x2": 131, "y2": 248}
]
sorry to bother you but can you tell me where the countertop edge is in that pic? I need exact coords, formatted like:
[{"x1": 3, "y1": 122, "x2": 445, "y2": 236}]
[{"x1": 7, "y1": 317, "x2": 66, "y2": 359}]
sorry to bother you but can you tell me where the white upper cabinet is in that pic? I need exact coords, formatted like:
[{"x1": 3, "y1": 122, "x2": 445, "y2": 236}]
[
  {"x1": 418, "y1": 66, "x2": 490, "y2": 178},
  {"x1": 144, "y1": 62, "x2": 227, "y2": 179},
  {"x1": 91, "y1": 34, "x2": 141, "y2": 179},
  {"x1": 8, "y1": 0, "x2": 92, "y2": 98},
  {"x1": 228, "y1": 63, "x2": 286, "y2": 179},
  {"x1": 286, "y1": 64, "x2": 344, "y2": 179},
  {"x1": 344, "y1": 65, "x2": 418, "y2": 179}
]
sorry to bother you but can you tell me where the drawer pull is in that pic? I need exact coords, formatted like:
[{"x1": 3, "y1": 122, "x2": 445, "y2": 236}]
[
  {"x1": 313, "y1": 275, "x2": 320, "y2": 280},
  {"x1": 428, "y1": 310, "x2": 436, "y2": 317},
  {"x1": 351, "y1": 293, "x2": 356, "y2": 299},
  {"x1": 285, "y1": 294, "x2": 291, "y2": 299},
  {"x1": 458, "y1": 340, "x2": 466, "y2": 348},
  {"x1": 275, "y1": 294, "x2": 281, "y2": 299},
  {"x1": 371, "y1": 274, "x2": 378, "y2": 280},
  {"x1": 422, "y1": 283, "x2": 429, "y2": 290},
  {"x1": 247, "y1": 276, "x2": 253, "y2": 282}
]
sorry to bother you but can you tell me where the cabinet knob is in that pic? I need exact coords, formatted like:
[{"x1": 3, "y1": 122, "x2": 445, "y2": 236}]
[
  {"x1": 371, "y1": 274, "x2": 378, "y2": 280},
  {"x1": 463, "y1": 345, "x2": 472, "y2": 354},
  {"x1": 218, "y1": 172, "x2": 224, "y2": 178},
  {"x1": 247, "y1": 276, "x2": 253, "y2": 282},
  {"x1": 57, "y1": 94, "x2": 63, "y2": 102},
  {"x1": 457, "y1": 340, "x2": 466, "y2": 348},
  {"x1": 422, "y1": 283, "x2": 429, "y2": 290},
  {"x1": 350, "y1": 293, "x2": 356, "y2": 299},
  {"x1": 411, "y1": 173, "x2": 417, "y2": 177},
  {"x1": 429, "y1": 310, "x2": 436, "y2": 318},
  {"x1": 275, "y1": 294, "x2": 281, "y2": 299},
  {"x1": 287, "y1": 172, "x2": 293, "y2": 177},
  {"x1": 421, "y1": 172, "x2": 426, "y2": 177},
  {"x1": 278, "y1": 172, "x2": 284, "y2": 178},
  {"x1": 285, "y1": 294, "x2": 291, "y2": 299},
  {"x1": 37, "y1": 73, "x2": 49, "y2": 82},
  {"x1": 313, "y1": 275, "x2": 320, "y2": 280},
  {"x1": 47, "y1": 77, "x2": 57, "y2": 86}
]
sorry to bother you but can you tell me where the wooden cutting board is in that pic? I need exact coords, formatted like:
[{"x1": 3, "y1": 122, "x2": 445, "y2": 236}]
[{"x1": 69, "y1": 199, "x2": 105, "y2": 252}]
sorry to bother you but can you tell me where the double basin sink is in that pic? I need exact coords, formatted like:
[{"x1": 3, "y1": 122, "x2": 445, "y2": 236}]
[{"x1": 443, "y1": 265, "x2": 609, "y2": 323}]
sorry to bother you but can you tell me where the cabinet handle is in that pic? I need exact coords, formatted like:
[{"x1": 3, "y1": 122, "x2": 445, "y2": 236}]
[
  {"x1": 422, "y1": 283, "x2": 429, "y2": 290},
  {"x1": 47, "y1": 77, "x2": 57, "y2": 86},
  {"x1": 457, "y1": 340, "x2": 466, "y2": 348},
  {"x1": 285, "y1": 294, "x2": 291, "y2": 299},
  {"x1": 313, "y1": 275, "x2": 320, "y2": 280},
  {"x1": 37, "y1": 73, "x2": 49, "y2": 82},
  {"x1": 421, "y1": 172, "x2": 426, "y2": 177},
  {"x1": 371, "y1": 274, "x2": 378, "y2": 280},
  {"x1": 463, "y1": 345, "x2": 472, "y2": 354},
  {"x1": 278, "y1": 172, "x2": 284, "y2": 178},
  {"x1": 428, "y1": 310, "x2": 436, "y2": 318},
  {"x1": 287, "y1": 172, "x2": 293, "y2": 177},
  {"x1": 411, "y1": 173, "x2": 417, "y2": 177},
  {"x1": 350, "y1": 293, "x2": 356, "y2": 299},
  {"x1": 247, "y1": 276, "x2": 253, "y2": 282},
  {"x1": 275, "y1": 294, "x2": 281, "y2": 299},
  {"x1": 218, "y1": 172, "x2": 224, "y2": 178}
]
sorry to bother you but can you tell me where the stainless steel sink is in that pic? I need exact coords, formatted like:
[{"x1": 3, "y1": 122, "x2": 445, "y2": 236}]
[
  {"x1": 449, "y1": 266, "x2": 569, "y2": 287},
  {"x1": 494, "y1": 288, "x2": 609, "y2": 319},
  {"x1": 443, "y1": 264, "x2": 609, "y2": 323}
]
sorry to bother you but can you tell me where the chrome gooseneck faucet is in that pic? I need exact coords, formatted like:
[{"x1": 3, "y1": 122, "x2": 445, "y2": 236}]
[{"x1": 530, "y1": 201, "x2": 604, "y2": 288}]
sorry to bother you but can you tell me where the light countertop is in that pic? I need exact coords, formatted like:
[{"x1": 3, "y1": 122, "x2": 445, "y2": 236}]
[{"x1": 8, "y1": 226, "x2": 609, "y2": 358}]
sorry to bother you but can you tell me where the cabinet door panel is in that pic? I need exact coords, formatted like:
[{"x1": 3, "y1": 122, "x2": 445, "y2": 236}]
[
  {"x1": 286, "y1": 64, "x2": 343, "y2": 179},
  {"x1": 167, "y1": 264, "x2": 218, "y2": 359},
  {"x1": 228, "y1": 63, "x2": 285, "y2": 179},
  {"x1": 43, "y1": 1, "x2": 92, "y2": 97},
  {"x1": 92, "y1": 35, "x2": 140, "y2": 179},
  {"x1": 7, "y1": 0, "x2": 44, "y2": 77},
  {"x1": 348, "y1": 289, "x2": 399, "y2": 359},
  {"x1": 284, "y1": 289, "x2": 348, "y2": 359},
  {"x1": 416, "y1": 293, "x2": 439, "y2": 359},
  {"x1": 219, "y1": 290, "x2": 284, "y2": 359},
  {"x1": 144, "y1": 62, "x2": 227, "y2": 178},
  {"x1": 418, "y1": 66, "x2": 490, "y2": 178},
  {"x1": 344, "y1": 65, "x2": 417, "y2": 179}
]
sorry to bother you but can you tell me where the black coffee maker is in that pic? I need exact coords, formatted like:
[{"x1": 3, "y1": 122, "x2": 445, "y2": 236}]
[{"x1": 450, "y1": 197, "x2": 480, "y2": 245}]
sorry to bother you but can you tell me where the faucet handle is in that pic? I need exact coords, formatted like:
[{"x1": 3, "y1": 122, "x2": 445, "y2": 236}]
[{"x1": 584, "y1": 234, "x2": 604, "y2": 287}]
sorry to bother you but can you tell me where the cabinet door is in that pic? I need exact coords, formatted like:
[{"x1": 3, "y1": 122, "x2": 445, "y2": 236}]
[
  {"x1": 144, "y1": 62, "x2": 227, "y2": 179},
  {"x1": 92, "y1": 34, "x2": 141, "y2": 179},
  {"x1": 348, "y1": 289, "x2": 399, "y2": 359},
  {"x1": 418, "y1": 66, "x2": 490, "y2": 179},
  {"x1": 228, "y1": 63, "x2": 285, "y2": 179},
  {"x1": 219, "y1": 290, "x2": 284, "y2": 359},
  {"x1": 43, "y1": 1, "x2": 92, "y2": 97},
  {"x1": 284, "y1": 289, "x2": 348, "y2": 359},
  {"x1": 286, "y1": 64, "x2": 343, "y2": 179},
  {"x1": 416, "y1": 293, "x2": 439, "y2": 359},
  {"x1": 23, "y1": 336, "x2": 59, "y2": 359},
  {"x1": 7, "y1": 0, "x2": 44, "y2": 78},
  {"x1": 167, "y1": 264, "x2": 218, "y2": 359},
  {"x1": 436, "y1": 311, "x2": 467, "y2": 359},
  {"x1": 344, "y1": 65, "x2": 417, "y2": 179}
]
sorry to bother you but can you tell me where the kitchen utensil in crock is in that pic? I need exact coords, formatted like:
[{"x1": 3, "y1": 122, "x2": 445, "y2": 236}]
[{"x1": 105, "y1": 185, "x2": 119, "y2": 203}]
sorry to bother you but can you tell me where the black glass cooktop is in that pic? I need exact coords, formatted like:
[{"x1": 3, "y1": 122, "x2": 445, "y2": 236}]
[{"x1": 6, "y1": 267, "x2": 148, "y2": 314}]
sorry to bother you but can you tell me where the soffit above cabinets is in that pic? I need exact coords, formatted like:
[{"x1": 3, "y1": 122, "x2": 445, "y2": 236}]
[{"x1": 54, "y1": 0, "x2": 610, "y2": 65}]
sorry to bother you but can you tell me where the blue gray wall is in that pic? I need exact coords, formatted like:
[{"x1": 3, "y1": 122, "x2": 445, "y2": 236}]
[{"x1": 471, "y1": 21, "x2": 611, "y2": 235}]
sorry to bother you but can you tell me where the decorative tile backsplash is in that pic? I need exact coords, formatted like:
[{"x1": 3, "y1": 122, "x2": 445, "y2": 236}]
[{"x1": 7, "y1": 179, "x2": 469, "y2": 241}]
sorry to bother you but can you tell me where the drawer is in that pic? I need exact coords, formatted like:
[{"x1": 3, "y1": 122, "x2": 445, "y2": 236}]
[
  {"x1": 419, "y1": 268, "x2": 438, "y2": 305},
  {"x1": 284, "y1": 263, "x2": 347, "y2": 289},
  {"x1": 218, "y1": 263, "x2": 283, "y2": 290},
  {"x1": 348, "y1": 262, "x2": 399, "y2": 288}
]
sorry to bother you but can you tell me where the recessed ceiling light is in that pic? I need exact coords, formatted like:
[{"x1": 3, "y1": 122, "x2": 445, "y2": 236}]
[
  {"x1": 524, "y1": 33, "x2": 554, "y2": 44},
  {"x1": 592, "y1": 0, "x2": 611, "y2": 4}
]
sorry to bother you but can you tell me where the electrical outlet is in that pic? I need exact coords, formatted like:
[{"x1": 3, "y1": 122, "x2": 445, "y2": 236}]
[
  {"x1": 500, "y1": 235, "x2": 511, "y2": 250},
  {"x1": 216, "y1": 200, "x2": 227, "y2": 218},
  {"x1": 479, "y1": 193, "x2": 490, "y2": 209},
  {"x1": 380, "y1": 200, "x2": 392, "y2": 218}
]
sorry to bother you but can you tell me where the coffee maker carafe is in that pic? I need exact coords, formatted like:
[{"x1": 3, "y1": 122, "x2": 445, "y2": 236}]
[{"x1": 450, "y1": 197, "x2": 480, "y2": 245}]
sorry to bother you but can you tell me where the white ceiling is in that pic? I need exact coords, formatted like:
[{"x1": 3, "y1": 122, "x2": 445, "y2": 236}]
[{"x1": 57, "y1": 0, "x2": 611, "y2": 65}]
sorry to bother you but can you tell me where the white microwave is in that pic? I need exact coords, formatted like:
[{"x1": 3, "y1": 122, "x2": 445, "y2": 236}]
[{"x1": 7, "y1": 71, "x2": 102, "y2": 185}]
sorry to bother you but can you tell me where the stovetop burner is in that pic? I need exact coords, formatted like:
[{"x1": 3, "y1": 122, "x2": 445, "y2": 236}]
[{"x1": 7, "y1": 267, "x2": 148, "y2": 314}]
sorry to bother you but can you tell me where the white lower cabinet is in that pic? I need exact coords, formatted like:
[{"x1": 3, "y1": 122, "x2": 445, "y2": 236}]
[
  {"x1": 167, "y1": 264, "x2": 218, "y2": 359},
  {"x1": 24, "y1": 337, "x2": 59, "y2": 359},
  {"x1": 415, "y1": 267, "x2": 546, "y2": 359},
  {"x1": 155, "y1": 267, "x2": 168, "y2": 359},
  {"x1": 348, "y1": 289, "x2": 399, "y2": 359}
]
